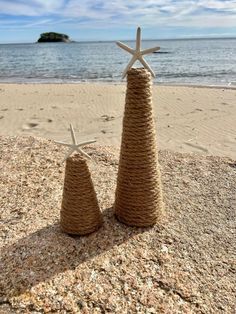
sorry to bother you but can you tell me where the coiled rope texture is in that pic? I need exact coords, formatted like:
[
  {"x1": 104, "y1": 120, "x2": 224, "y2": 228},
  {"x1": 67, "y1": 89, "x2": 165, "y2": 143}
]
[
  {"x1": 114, "y1": 68, "x2": 164, "y2": 227},
  {"x1": 60, "y1": 154, "x2": 103, "y2": 235}
]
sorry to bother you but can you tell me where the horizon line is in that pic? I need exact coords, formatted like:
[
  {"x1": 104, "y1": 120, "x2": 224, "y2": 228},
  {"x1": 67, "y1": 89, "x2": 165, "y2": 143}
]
[{"x1": 1, "y1": 35, "x2": 236, "y2": 45}]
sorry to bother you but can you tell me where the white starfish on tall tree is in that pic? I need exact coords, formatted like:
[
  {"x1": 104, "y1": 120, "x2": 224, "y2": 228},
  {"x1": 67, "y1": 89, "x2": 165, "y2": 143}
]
[
  {"x1": 55, "y1": 124, "x2": 96, "y2": 162},
  {"x1": 117, "y1": 27, "x2": 160, "y2": 79}
]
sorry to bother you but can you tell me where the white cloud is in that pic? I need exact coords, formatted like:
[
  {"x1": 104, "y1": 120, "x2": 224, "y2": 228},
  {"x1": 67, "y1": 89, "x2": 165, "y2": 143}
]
[
  {"x1": 0, "y1": 1, "x2": 38, "y2": 16},
  {"x1": 0, "y1": 0, "x2": 64, "y2": 16},
  {"x1": 198, "y1": 0, "x2": 236, "y2": 12},
  {"x1": 0, "y1": 0, "x2": 235, "y2": 28},
  {"x1": 61, "y1": 0, "x2": 236, "y2": 28}
]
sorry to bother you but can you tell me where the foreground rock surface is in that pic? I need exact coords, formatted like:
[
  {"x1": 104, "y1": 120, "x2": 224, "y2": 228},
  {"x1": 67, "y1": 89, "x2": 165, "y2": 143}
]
[{"x1": 0, "y1": 136, "x2": 235, "y2": 313}]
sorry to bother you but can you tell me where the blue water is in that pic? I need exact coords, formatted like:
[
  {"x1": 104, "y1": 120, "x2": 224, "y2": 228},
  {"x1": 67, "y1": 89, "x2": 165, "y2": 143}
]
[{"x1": 0, "y1": 38, "x2": 236, "y2": 85}]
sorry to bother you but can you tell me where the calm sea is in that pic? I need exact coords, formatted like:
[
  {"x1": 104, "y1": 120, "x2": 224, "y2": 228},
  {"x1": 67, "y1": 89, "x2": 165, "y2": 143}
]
[{"x1": 0, "y1": 38, "x2": 235, "y2": 86}]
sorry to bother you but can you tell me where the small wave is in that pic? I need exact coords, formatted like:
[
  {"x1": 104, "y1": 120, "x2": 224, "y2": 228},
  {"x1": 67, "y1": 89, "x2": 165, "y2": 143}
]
[
  {"x1": 153, "y1": 51, "x2": 170, "y2": 54},
  {"x1": 160, "y1": 70, "x2": 236, "y2": 79},
  {"x1": 228, "y1": 81, "x2": 236, "y2": 86}
]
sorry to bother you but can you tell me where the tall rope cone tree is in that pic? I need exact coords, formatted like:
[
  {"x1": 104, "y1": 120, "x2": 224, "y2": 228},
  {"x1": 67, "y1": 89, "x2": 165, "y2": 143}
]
[
  {"x1": 114, "y1": 28, "x2": 164, "y2": 227},
  {"x1": 56, "y1": 124, "x2": 103, "y2": 235}
]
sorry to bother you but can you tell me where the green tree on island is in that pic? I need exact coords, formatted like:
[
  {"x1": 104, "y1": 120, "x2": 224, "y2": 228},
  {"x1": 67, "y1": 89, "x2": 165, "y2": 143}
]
[{"x1": 37, "y1": 32, "x2": 71, "y2": 43}]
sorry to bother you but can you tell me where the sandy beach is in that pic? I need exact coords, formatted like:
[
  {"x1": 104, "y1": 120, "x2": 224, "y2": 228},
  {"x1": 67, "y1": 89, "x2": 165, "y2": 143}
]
[
  {"x1": 1, "y1": 83, "x2": 236, "y2": 313},
  {"x1": 0, "y1": 83, "x2": 236, "y2": 159}
]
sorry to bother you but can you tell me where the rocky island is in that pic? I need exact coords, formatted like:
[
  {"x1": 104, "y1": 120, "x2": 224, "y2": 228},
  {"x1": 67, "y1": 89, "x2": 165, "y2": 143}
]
[{"x1": 37, "y1": 32, "x2": 71, "y2": 43}]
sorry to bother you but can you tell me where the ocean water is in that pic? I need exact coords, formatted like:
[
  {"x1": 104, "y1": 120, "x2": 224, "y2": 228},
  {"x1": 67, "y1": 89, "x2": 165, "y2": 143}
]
[{"x1": 0, "y1": 38, "x2": 235, "y2": 85}]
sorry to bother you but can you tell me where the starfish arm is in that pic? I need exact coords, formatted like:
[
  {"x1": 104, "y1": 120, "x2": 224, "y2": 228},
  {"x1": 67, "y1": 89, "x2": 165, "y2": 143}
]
[
  {"x1": 122, "y1": 55, "x2": 136, "y2": 79},
  {"x1": 70, "y1": 124, "x2": 77, "y2": 145},
  {"x1": 139, "y1": 56, "x2": 156, "y2": 77},
  {"x1": 116, "y1": 41, "x2": 134, "y2": 54},
  {"x1": 55, "y1": 141, "x2": 72, "y2": 148},
  {"x1": 77, "y1": 140, "x2": 96, "y2": 147},
  {"x1": 76, "y1": 147, "x2": 91, "y2": 160},
  {"x1": 136, "y1": 27, "x2": 141, "y2": 51},
  {"x1": 141, "y1": 46, "x2": 160, "y2": 55}
]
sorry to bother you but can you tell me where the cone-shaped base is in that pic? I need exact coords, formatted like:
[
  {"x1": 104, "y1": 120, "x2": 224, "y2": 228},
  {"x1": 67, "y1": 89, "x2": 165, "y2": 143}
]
[
  {"x1": 60, "y1": 154, "x2": 102, "y2": 235},
  {"x1": 114, "y1": 68, "x2": 164, "y2": 227}
]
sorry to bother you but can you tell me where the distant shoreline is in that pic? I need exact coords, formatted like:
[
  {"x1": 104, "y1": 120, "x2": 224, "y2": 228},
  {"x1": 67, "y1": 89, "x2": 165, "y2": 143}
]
[{"x1": 1, "y1": 36, "x2": 236, "y2": 45}]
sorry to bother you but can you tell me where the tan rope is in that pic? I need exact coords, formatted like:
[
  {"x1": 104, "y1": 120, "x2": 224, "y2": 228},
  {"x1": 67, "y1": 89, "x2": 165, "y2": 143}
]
[
  {"x1": 60, "y1": 154, "x2": 103, "y2": 235},
  {"x1": 114, "y1": 68, "x2": 164, "y2": 227}
]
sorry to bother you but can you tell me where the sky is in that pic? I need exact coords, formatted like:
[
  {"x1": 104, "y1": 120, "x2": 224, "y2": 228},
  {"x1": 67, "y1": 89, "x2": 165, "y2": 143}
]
[{"x1": 0, "y1": 0, "x2": 235, "y2": 43}]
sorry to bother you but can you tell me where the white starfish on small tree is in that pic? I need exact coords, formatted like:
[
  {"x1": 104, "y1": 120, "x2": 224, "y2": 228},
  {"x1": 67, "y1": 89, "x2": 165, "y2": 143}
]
[
  {"x1": 117, "y1": 27, "x2": 160, "y2": 79},
  {"x1": 55, "y1": 124, "x2": 96, "y2": 162}
]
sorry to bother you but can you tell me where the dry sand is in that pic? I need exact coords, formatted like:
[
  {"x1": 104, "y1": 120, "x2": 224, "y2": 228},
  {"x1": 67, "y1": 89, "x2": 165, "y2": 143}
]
[
  {"x1": 0, "y1": 84, "x2": 236, "y2": 313},
  {"x1": 0, "y1": 137, "x2": 235, "y2": 313},
  {"x1": 0, "y1": 83, "x2": 236, "y2": 159}
]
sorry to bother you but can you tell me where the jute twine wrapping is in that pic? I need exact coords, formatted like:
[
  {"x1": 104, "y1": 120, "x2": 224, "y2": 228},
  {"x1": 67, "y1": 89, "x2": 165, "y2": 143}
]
[
  {"x1": 114, "y1": 68, "x2": 164, "y2": 227},
  {"x1": 60, "y1": 154, "x2": 103, "y2": 235}
]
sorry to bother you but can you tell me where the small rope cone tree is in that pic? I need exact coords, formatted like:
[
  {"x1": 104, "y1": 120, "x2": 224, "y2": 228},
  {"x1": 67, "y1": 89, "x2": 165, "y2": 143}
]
[
  {"x1": 60, "y1": 154, "x2": 103, "y2": 235},
  {"x1": 114, "y1": 68, "x2": 164, "y2": 227}
]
